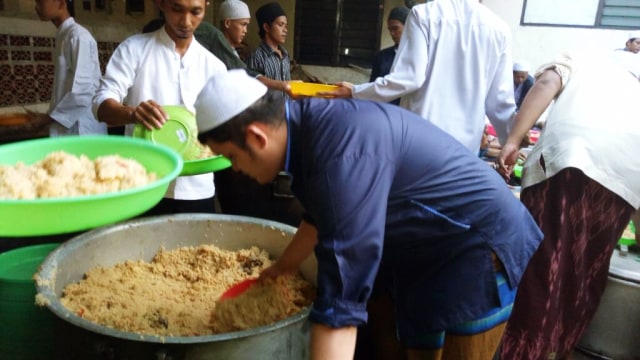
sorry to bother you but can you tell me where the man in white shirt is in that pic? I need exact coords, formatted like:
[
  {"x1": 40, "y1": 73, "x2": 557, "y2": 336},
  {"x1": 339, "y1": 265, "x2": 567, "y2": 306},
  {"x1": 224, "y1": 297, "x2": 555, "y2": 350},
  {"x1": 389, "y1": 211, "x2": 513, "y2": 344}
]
[
  {"x1": 218, "y1": 0, "x2": 251, "y2": 59},
  {"x1": 611, "y1": 31, "x2": 640, "y2": 80},
  {"x1": 35, "y1": 0, "x2": 106, "y2": 136},
  {"x1": 93, "y1": 0, "x2": 226, "y2": 215},
  {"x1": 497, "y1": 50, "x2": 640, "y2": 360},
  {"x1": 324, "y1": 0, "x2": 516, "y2": 154}
]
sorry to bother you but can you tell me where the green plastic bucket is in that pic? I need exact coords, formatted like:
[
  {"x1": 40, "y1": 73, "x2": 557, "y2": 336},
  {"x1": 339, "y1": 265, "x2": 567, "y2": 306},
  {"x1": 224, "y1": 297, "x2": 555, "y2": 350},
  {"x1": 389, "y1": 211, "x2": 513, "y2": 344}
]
[
  {"x1": 619, "y1": 221, "x2": 637, "y2": 246},
  {"x1": 0, "y1": 243, "x2": 59, "y2": 359}
]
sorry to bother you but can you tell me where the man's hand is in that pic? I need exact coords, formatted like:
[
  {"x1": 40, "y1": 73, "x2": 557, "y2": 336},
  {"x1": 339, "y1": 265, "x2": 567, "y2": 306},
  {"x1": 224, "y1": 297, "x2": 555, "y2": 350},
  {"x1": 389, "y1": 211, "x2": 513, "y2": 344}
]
[
  {"x1": 130, "y1": 100, "x2": 167, "y2": 130},
  {"x1": 258, "y1": 261, "x2": 297, "y2": 283},
  {"x1": 317, "y1": 82, "x2": 354, "y2": 98},
  {"x1": 497, "y1": 141, "x2": 520, "y2": 181}
]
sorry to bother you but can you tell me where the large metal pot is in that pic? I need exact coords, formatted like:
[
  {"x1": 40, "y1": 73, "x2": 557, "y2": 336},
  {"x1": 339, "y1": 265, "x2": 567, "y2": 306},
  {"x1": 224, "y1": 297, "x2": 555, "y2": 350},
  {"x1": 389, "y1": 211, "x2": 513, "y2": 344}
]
[
  {"x1": 35, "y1": 214, "x2": 317, "y2": 360},
  {"x1": 577, "y1": 247, "x2": 640, "y2": 360}
]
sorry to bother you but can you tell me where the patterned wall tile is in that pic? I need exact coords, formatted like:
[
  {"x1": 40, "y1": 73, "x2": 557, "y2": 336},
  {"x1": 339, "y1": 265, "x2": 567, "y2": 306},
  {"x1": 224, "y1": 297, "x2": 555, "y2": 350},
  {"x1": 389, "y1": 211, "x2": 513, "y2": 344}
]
[
  {"x1": 36, "y1": 64, "x2": 55, "y2": 76},
  {"x1": 0, "y1": 77, "x2": 10, "y2": 90},
  {"x1": 0, "y1": 64, "x2": 10, "y2": 76},
  {"x1": 37, "y1": 86, "x2": 52, "y2": 102},
  {"x1": 15, "y1": 77, "x2": 36, "y2": 89},
  {"x1": 0, "y1": 34, "x2": 119, "y2": 107},
  {"x1": 32, "y1": 37, "x2": 53, "y2": 47},
  {"x1": 14, "y1": 64, "x2": 35, "y2": 77},
  {"x1": 9, "y1": 35, "x2": 30, "y2": 46},
  {"x1": 98, "y1": 52, "x2": 111, "y2": 74},
  {"x1": 33, "y1": 51, "x2": 53, "y2": 62},
  {"x1": 0, "y1": 92, "x2": 15, "y2": 107},
  {"x1": 11, "y1": 50, "x2": 32, "y2": 61},
  {"x1": 39, "y1": 76, "x2": 53, "y2": 89},
  {"x1": 19, "y1": 90, "x2": 37, "y2": 104},
  {"x1": 98, "y1": 41, "x2": 110, "y2": 51},
  {"x1": 15, "y1": 76, "x2": 36, "y2": 101}
]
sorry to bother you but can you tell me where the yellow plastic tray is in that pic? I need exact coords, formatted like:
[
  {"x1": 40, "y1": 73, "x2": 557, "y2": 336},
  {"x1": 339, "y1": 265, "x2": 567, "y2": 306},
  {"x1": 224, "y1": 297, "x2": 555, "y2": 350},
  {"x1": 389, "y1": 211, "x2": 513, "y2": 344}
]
[{"x1": 290, "y1": 82, "x2": 339, "y2": 97}]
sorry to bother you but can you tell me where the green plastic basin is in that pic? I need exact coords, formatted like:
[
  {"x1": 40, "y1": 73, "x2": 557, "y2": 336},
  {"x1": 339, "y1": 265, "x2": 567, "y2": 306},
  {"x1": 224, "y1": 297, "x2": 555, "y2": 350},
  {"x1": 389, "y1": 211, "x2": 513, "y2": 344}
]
[{"x1": 0, "y1": 136, "x2": 183, "y2": 237}]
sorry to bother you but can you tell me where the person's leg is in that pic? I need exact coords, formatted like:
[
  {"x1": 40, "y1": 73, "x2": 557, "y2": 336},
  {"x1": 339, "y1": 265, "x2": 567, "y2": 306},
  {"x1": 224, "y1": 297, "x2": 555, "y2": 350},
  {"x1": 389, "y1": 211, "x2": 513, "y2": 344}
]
[
  {"x1": 499, "y1": 168, "x2": 634, "y2": 360},
  {"x1": 355, "y1": 258, "x2": 407, "y2": 360},
  {"x1": 363, "y1": 291, "x2": 407, "y2": 360},
  {"x1": 405, "y1": 318, "x2": 506, "y2": 360},
  {"x1": 441, "y1": 323, "x2": 506, "y2": 360},
  {"x1": 407, "y1": 347, "x2": 443, "y2": 360},
  {"x1": 406, "y1": 257, "x2": 511, "y2": 360}
]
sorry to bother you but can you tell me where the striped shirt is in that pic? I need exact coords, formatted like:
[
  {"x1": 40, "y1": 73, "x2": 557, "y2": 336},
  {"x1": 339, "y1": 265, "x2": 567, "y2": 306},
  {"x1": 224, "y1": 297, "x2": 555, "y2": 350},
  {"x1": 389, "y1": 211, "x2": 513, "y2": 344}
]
[{"x1": 247, "y1": 41, "x2": 291, "y2": 81}]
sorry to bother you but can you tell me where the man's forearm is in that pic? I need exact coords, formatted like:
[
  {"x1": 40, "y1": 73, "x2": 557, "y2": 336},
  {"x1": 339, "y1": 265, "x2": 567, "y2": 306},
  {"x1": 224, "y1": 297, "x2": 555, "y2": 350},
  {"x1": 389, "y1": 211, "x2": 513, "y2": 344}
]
[
  {"x1": 96, "y1": 99, "x2": 136, "y2": 126},
  {"x1": 310, "y1": 323, "x2": 357, "y2": 360}
]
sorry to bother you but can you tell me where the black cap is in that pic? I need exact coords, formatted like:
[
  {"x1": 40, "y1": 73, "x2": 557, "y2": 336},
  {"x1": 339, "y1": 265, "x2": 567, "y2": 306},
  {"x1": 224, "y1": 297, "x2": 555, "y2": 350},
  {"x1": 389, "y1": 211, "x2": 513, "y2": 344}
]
[
  {"x1": 388, "y1": 6, "x2": 410, "y2": 24},
  {"x1": 256, "y1": 2, "x2": 286, "y2": 27}
]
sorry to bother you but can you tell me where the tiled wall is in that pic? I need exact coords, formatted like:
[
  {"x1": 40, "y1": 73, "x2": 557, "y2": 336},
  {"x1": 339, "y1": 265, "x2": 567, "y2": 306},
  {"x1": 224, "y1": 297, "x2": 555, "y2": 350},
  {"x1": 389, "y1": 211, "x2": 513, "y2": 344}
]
[{"x1": 0, "y1": 33, "x2": 119, "y2": 107}]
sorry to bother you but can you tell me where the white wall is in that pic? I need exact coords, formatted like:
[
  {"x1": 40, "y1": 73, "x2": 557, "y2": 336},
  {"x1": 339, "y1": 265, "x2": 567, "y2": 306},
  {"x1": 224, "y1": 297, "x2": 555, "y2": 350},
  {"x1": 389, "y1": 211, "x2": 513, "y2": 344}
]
[{"x1": 483, "y1": 0, "x2": 633, "y2": 70}]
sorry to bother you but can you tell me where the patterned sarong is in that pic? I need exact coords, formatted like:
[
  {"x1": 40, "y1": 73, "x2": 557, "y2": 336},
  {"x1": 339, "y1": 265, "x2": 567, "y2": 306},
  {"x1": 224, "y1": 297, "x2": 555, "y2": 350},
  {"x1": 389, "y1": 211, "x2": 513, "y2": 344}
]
[{"x1": 499, "y1": 168, "x2": 634, "y2": 359}]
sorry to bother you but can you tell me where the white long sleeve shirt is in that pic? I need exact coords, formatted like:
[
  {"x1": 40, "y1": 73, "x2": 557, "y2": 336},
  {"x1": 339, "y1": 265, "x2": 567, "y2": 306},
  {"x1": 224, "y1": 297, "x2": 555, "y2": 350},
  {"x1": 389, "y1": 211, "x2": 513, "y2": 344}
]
[
  {"x1": 523, "y1": 52, "x2": 640, "y2": 208},
  {"x1": 49, "y1": 17, "x2": 106, "y2": 136},
  {"x1": 610, "y1": 48, "x2": 640, "y2": 79},
  {"x1": 94, "y1": 28, "x2": 226, "y2": 200},
  {"x1": 353, "y1": 0, "x2": 516, "y2": 152}
]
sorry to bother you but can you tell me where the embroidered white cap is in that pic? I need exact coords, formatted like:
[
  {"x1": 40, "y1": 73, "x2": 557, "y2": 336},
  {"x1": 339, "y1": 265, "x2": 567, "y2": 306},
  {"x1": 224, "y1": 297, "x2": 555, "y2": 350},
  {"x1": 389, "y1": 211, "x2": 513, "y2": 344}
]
[
  {"x1": 195, "y1": 69, "x2": 267, "y2": 133},
  {"x1": 513, "y1": 60, "x2": 530, "y2": 72},
  {"x1": 628, "y1": 30, "x2": 640, "y2": 40},
  {"x1": 219, "y1": 0, "x2": 251, "y2": 20}
]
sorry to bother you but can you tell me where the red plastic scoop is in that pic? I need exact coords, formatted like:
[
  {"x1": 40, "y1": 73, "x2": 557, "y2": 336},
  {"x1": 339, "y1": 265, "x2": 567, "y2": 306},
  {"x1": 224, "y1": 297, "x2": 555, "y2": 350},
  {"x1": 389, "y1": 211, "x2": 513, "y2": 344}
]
[{"x1": 220, "y1": 278, "x2": 258, "y2": 300}]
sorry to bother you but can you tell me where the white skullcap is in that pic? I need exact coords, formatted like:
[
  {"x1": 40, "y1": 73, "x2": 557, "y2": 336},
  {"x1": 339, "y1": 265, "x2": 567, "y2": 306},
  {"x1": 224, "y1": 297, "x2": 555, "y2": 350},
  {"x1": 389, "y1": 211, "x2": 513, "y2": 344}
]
[
  {"x1": 195, "y1": 69, "x2": 267, "y2": 133},
  {"x1": 513, "y1": 60, "x2": 530, "y2": 72},
  {"x1": 628, "y1": 30, "x2": 640, "y2": 40},
  {"x1": 219, "y1": 0, "x2": 251, "y2": 20}
]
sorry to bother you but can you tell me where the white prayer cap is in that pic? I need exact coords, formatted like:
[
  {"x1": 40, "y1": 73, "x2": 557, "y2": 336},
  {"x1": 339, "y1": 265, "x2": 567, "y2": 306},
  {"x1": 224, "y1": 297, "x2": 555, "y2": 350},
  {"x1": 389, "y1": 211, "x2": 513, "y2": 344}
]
[
  {"x1": 513, "y1": 60, "x2": 530, "y2": 72},
  {"x1": 219, "y1": 0, "x2": 251, "y2": 20},
  {"x1": 628, "y1": 30, "x2": 640, "y2": 40},
  {"x1": 195, "y1": 70, "x2": 267, "y2": 133}
]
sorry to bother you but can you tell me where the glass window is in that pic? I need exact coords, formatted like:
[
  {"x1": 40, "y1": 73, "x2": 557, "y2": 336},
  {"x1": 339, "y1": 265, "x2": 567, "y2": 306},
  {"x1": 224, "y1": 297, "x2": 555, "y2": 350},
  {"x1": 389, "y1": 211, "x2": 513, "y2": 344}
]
[{"x1": 522, "y1": 0, "x2": 640, "y2": 29}]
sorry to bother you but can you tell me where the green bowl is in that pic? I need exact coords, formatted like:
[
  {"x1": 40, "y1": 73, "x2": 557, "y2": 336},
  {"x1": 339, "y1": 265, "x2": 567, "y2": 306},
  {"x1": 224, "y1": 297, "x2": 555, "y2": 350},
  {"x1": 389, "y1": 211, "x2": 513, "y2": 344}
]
[
  {"x1": 0, "y1": 243, "x2": 59, "y2": 359},
  {"x1": 182, "y1": 155, "x2": 232, "y2": 176},
  {"x1": 133, "y1": 105, "x2": 231, "y2": 175},
  {"x1": 0, "y1": 136, "x2": 183, "y2": 237},
  {"x1": 132, "y1": 105, "x2": 201, "y2": 160}
]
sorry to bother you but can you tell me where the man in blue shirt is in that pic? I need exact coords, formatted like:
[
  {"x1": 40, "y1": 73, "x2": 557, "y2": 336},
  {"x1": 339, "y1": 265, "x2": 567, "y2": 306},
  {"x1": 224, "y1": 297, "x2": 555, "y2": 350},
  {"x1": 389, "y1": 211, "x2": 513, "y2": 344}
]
[{"x1": 195, "y1": 70, "x2": 543, "y2": 359}]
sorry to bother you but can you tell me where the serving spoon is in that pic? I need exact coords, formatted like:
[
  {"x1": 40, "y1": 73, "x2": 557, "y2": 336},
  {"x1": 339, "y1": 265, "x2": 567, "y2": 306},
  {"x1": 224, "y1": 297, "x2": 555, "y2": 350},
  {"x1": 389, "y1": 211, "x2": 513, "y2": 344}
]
[{"x1": 219, "y1": 278, "x2": 258, "y2": 300}]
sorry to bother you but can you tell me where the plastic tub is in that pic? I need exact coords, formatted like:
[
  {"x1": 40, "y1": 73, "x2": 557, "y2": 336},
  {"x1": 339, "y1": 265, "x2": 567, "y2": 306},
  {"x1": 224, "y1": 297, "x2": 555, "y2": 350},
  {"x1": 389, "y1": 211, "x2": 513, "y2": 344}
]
[
  {"x1": 0, "y1": 136, "x2": 182, "y2": 237},
  {"x1": 0, "y1": 243, "x2": 59, "y2": 359}
]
